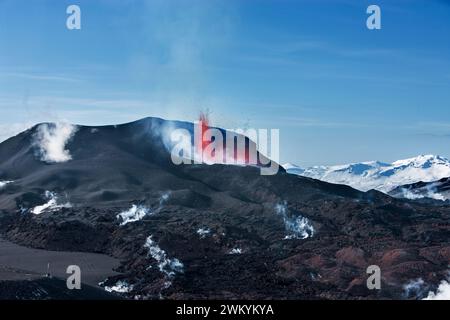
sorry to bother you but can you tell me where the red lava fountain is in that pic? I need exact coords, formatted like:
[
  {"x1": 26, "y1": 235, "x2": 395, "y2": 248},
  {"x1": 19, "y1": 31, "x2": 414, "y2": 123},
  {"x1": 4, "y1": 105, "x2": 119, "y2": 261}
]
[
  {"x1": 196, "y1": 112, "x2": 251, "y2": 165},
  {"x1": 197, "y1": 112, "x2": 213, "y2": 162}
]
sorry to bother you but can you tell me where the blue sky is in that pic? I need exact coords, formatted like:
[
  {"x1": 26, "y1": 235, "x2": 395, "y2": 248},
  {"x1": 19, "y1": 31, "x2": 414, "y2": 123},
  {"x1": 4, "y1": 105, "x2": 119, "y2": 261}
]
[{"x1": 0, "y1": 0, "x2": 449, "y2": 166}]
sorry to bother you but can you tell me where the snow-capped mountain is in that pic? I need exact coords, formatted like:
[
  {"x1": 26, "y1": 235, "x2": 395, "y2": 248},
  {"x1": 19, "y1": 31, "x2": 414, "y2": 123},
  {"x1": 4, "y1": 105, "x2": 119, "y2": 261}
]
[{"x1": 283, "y1": 155, "x2": 450, "y2": 193}]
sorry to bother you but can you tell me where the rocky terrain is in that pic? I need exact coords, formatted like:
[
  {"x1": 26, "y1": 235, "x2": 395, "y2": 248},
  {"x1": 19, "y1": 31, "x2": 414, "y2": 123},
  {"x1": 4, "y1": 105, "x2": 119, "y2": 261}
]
[
  {"x1": 0, "y1": 117, "x2": 449, "y2": 300},
  {"x1": 0, "y1": 278, "x2": 120, "y2": 300}
]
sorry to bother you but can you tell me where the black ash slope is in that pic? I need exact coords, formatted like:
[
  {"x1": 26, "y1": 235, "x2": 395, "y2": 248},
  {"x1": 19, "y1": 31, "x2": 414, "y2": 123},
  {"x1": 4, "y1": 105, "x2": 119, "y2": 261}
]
[{"x1": 0, "y1": 117, "x2": 449, "y2": 300}]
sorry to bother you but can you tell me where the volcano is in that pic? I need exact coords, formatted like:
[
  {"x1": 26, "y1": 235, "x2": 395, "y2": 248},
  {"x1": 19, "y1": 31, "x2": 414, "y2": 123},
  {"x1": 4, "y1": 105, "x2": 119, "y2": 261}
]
[{"x1": 0, "y1": 117, "x2": 449, "y2": 300}]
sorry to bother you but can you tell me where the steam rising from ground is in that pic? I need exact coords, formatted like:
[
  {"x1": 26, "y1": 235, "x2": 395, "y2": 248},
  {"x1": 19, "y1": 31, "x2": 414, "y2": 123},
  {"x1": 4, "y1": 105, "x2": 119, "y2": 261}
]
[
  {"x1": 423, "y1": 276, "x2": 450, "y2": 300},
  {"x1": 117, "y1": 205, "x2": 151, "y2": 226},
  {"x1": 117, "y1": 193, "x2": 171, "y2": 226},
  {"x1": 104, "y1": 280, "x2": 134, "y2": 294},
  {"x1": 33, "y1": 122, "x2": 77, "y2": 163},
  {"x1": 400, "y1": 183, "x2": 446, "y2": 201},
  {"x1": 403, "y1": 278, "x2": 426, "y2": 298},
  {"x1": 31, "y1": 191, "x2": 72, "y2": 215},
  {"x1": 0, "y1": 180, "x2": 12, "y2": 189},
  {"x1": 159, "y1": 191, "x2": 171, "y2": 205},
  {"x1": 275, "y1": 202, "x2": 314, "y2": 240},
  {"x1": 144, "y1": 235, "x2": 184, "y2": 278}
]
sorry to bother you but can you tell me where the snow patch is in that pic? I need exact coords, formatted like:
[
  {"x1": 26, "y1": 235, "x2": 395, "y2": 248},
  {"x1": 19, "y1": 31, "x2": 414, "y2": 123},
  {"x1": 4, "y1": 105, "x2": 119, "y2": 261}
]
[
  {"x1": 117, "y1": 205, "x2": 151, "y2": 226},
  {"x1": 144, "y1": 235, "x2": 184, "y2": 277},
  {"x1": 33, "y1": 122, "x2": 77, "y2": 163},
  {"x1": 31, "y1": 191, "x2": 72, "y2": 215}
]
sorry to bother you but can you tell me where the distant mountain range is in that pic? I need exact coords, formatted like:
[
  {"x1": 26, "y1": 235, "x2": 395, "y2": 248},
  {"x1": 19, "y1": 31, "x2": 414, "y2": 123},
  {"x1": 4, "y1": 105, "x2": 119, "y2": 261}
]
[{"x1": 283, "y1": 155, "x2": 450, "y2": 200}]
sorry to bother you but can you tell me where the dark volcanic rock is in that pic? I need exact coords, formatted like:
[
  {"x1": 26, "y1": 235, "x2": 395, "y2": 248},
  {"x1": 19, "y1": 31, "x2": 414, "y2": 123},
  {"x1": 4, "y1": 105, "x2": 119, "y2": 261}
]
[
  {"x1": 0, "y1": 117, "x2": 449, "y2": 300},
  {"x1": 0, "y1": 278, "x2": 122, "y2": 300}
]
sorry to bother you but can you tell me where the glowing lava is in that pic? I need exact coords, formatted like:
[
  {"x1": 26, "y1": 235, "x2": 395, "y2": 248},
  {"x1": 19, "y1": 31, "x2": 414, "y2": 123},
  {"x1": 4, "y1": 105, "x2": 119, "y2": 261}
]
[{"x1": 197, "y1": 112, "x2": 210, "y2": 159}]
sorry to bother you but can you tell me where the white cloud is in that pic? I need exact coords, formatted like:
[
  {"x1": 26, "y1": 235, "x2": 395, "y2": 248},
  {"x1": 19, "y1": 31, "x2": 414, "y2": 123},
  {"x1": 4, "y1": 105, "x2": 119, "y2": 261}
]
[
  {"x1": 0, "y1": 72, "x2": 80, "y2": 82},
  {"x1": 33, "y1": 122, "x2": 77, "y2": 163},
  {"x1": 0, "y1": 122, "x2": 33, "y2": 143}
]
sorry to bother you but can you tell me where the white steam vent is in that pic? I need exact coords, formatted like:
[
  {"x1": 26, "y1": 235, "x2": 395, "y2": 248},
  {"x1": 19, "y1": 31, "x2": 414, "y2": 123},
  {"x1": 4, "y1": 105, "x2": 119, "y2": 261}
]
[
  {"x1": 144, "y1": 235, "x2": 184, "y2": 278},
  {"x1": 423, "y1": 279, "x2": 450, "y2": 300},
  {"x1": 0, "y1": 180, "x2": 13, "y2": 189},
  {"x1": 117, "y1": 205, "x2": 152, "y2": 226},
  {"x1": 275, "y1": 201, "x2": 315, "y2": 240},
  {"x1": 33, "y1": 122, "x2": 77, "y2": 163},
  {"x1": 31, "y1": 191, "x2": 72, "y2": 215}
]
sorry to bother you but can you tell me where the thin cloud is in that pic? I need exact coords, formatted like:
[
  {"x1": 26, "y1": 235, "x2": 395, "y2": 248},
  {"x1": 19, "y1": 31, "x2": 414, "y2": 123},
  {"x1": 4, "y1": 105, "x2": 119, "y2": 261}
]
[
  {"x1": 0, "y1": 122, "x2": 34, "y2": 143},
  {"x1": 0, "y1": 72, "x2": 80, "y2": 82}
]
